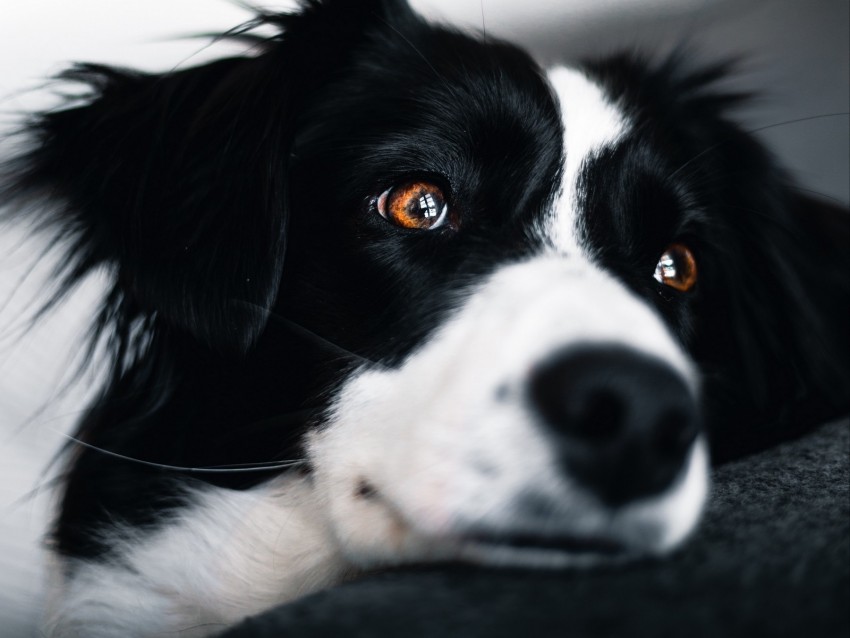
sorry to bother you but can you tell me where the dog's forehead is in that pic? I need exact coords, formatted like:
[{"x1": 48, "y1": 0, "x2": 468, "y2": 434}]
[
  {"x1": 345, "y1": 41, "x2": 635, "y2": 254},
  {"x1": 544, "y1": 66, "x2": 629, "y2": 254},
  {"x1": 297, "y1": 29, "x2": 571, "y2": 240}
]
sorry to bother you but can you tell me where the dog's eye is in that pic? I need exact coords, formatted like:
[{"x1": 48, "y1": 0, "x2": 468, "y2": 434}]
[
  {"x1": 376, "y1": 181, "x2": 449, "y2": 230},
  {"x1": 653, "y1": 243, "x2": 697, "y2": 292}
]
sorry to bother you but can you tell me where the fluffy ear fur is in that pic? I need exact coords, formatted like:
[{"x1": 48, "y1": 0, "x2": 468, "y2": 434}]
[
  {"x1": 0, "y1": 0, "x2": 413, "y2": 355},
  {"x1": 659, "y1": 60, "x2": 850, "y2": 458},
  {"x1": 584, "y1": 54, "x2": 849, "y2": 459},
  {"x1": 702, "y1": 187, "x2": 850, "y2": 461}
]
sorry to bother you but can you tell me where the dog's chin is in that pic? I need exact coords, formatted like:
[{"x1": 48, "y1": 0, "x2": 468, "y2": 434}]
[
  {"x1": 332, "y1": 493, "x2": 644, "y2": 570},
  {"x1": 321, "y1": 439, "x2": 709, "y2": 572}
]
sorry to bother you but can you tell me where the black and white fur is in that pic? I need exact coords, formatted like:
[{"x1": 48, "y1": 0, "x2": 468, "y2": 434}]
[{"x1": 2, "y1": 1, "x2": 848, "y2": 635}]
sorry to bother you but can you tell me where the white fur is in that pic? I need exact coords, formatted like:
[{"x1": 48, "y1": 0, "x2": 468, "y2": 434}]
[
  {"x1": 46, "y1": 476, "x2": 349, "y2": 637},
  {"x1": 546, "y1": 66, "x2": 628, "y2": 254}
]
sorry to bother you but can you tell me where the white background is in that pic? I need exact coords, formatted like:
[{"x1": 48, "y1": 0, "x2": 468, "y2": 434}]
[{"x1": 1, "y1": 1, "x2": 848, "y2": 634}]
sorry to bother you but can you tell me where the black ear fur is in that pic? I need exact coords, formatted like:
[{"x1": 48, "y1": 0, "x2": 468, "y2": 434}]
[
  {"x1": 585, "y1": 53, "x2": 849, "y2": 458},
  {"x1": 653, "y1": 55, "x2": 850, "y2": 459},
  {"x1": 704, "y1": 187, "x2": 850, "y2": 461},
  {"x1": 1, "y1": 0, "x2": 413, "y2": 355},
  {"x1": 14, "y1": 57, "x2": 294, "y2": 355}
]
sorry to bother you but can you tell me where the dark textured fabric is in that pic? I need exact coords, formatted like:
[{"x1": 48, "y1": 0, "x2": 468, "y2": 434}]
[{"x1": 222, "y1": 419, "x2": 849, "y2": 638}]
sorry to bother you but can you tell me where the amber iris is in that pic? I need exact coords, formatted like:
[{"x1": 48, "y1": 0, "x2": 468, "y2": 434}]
[
  {"x1": 377, "y1": 181, "x2": 448, "y2": 230},
  {"x1": 653, "y1": 243, "x2": 698, "y2": 292}
]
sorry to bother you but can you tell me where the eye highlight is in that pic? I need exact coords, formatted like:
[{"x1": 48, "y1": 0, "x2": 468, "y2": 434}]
[
  {"x1": 376, "y1": 181, "x2": 449, "y2": 230},
  {"x1": 653, "y1": 243, "x2": 698, "y2": 292}
]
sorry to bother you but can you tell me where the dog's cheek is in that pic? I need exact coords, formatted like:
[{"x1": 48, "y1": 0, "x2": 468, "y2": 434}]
[{"x1": 306, "y1": 373, "x2": 460, "y2": 567}]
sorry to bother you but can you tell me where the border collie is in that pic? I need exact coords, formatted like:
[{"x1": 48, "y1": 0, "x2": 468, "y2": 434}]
[{"x1": 2, "y1": 1, "x2": 848, "y2": 635}]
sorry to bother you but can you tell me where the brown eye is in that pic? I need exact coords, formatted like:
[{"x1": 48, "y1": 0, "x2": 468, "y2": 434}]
[
  {"x1": 653, "y1": 243, "x2": 698, "y2": 292},
  {"x1": 376, "y1": 181, "x2": 449, "y2": 230}
]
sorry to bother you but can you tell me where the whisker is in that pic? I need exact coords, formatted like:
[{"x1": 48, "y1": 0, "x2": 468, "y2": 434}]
[
  {"x1": 233, "y1": 299, "x2": 383, "y2": 368},
  {"x1": 268, "y1": 315, "x2": 381, "y2": 368},
  {"x1": 371, "y1": 13, "x2": 463, "y2": 104},
  {"x1": 787, "y1": 185, "x2": 847, "y2": 205},
  {"x1": 375, "y1": 15, "x2": 442, "y2": 82},
  {"x1": 746, "y1": 111, "x2": 849, "y2": 136},
  {"x1": 668, "y1": 112, "x2": 850, "y2": 182},
  {"x1": 4, "y1": 399, "x2": 95, "y2": 444},
  {"x1": 53, "y1": 429, "x2": 306, "y2": 474}
]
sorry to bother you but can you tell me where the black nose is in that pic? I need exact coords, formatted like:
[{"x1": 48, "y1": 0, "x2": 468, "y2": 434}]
[{"x1": 528, "y1": 344, "x2": 699, "y2": 506}]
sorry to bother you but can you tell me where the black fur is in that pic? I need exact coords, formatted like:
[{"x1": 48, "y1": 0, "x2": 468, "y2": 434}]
[
  {"x1": 581, "y1": 54, "x2": 850, "y2": 458},
  {"x1": 1, "y1": 0, "x2": 848, "y2": 574}
]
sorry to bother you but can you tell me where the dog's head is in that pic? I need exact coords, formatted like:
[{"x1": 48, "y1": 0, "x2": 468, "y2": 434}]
[{"x1": 3, "y1": 0, "x2": 848, "y2": 568}]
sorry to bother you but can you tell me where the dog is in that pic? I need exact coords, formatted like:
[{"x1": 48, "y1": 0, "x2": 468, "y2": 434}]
[{"x1": 2, "y1": 0, "x2": 848, "y2": 635}]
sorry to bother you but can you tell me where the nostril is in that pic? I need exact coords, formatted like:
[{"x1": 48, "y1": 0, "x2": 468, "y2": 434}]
[{"x1": 528, "y1": 348, "x2": 628, "y2": 444}]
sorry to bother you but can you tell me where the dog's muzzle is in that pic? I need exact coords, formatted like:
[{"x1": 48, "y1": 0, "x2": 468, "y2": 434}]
[{"x1": 311, "y1": 257, "x2": 709, "y2": 567}]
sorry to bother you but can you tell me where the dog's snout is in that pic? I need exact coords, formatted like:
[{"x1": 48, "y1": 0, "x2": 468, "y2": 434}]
[{"x1": 529, "y1": 344, "x2": 698, "y2": 506}]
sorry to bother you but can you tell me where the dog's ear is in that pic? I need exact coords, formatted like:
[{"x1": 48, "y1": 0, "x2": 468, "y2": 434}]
[
  {"x1": 592, "y1": 55, "x2": 850, "y2": 458},
  {"x1": 777, "y1": 193, "x2": 850, "y2": 415},
  {"x1": 1, "y1": 0, "x2": 413, "y2": 355},
  {"x1": 703, "y1": 184, "x2": 850, "y2": 460}
]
